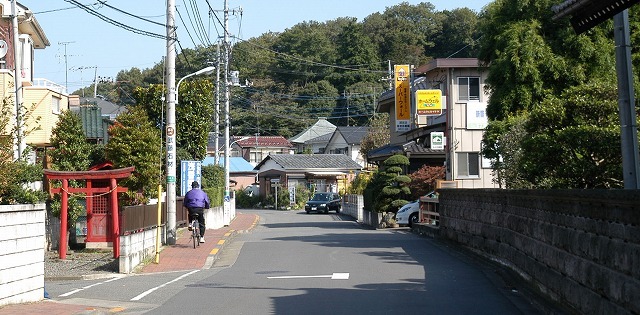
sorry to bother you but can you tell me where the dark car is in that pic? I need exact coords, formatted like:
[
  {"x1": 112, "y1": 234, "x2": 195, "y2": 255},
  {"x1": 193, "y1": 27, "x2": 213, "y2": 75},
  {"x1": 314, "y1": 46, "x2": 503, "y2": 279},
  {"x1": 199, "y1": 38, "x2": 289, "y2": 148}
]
[{"x1": 305, "y1": 192, "x2": 342, "y2": 214}]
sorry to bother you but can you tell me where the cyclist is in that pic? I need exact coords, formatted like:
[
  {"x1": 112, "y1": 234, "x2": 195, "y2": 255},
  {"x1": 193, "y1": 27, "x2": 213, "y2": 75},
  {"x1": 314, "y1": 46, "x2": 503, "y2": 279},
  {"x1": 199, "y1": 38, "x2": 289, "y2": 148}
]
[{"x1": 184, "y1": 181, "x2": 210, "y2": 243}]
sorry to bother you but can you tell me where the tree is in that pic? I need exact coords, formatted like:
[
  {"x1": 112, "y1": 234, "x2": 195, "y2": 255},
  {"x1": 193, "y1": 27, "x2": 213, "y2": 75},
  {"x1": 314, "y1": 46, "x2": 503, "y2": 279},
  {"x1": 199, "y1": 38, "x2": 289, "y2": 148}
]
[
  {"x1": 431, "y1": 8, "x2": 480, "y2": 58},
  {"x1": 48, "y1": 109, "x2": 94, "y2": 229},
  {"x1": 362, "y1": 2, "x2": 440, "y2": 66},
  {"x1": 132, "y1": 79, "x2": 214, "y2": 161},
  {"x1": 49, "y1": 110, "x2": 92, "y2": 172},
  {"x1": 364, "y1": 154, "x2": 411, "y2": 213},
  {"x1": 0, "y1": 97, "x2": 46, "y2": 204},
  {"x1": 105, "y1": 106, "x2": 162, "y2": 204},
  {"x1": 520, "y1": 81, "x2": 623, "y2": 188},
  {"x1": 408, "y1": 165, "x2": 445, "y2": 199},
  {"x1": 478, "y1": 0, "x2": 638, "y2": 189},
  {"x1": 360, "y1": 113, "x2": 390, "y2": 159}
]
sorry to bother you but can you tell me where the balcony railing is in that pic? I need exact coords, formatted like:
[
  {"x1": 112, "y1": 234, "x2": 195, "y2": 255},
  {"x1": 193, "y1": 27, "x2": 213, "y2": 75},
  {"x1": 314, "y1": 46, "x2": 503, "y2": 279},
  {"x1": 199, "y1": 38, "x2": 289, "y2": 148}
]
[{"x1": 32, "y1": 78, "x2": 67, "y2": 94}]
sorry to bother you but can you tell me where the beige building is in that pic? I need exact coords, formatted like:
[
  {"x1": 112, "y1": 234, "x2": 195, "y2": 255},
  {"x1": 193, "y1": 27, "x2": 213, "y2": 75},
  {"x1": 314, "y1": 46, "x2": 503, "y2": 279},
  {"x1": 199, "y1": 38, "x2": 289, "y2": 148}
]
[
  {"x1": 372, "y1": 58, "x2": 497, "y2": 189},
  {"x1": 0, "y1": 1, "x2": 69, "y2": 154}
]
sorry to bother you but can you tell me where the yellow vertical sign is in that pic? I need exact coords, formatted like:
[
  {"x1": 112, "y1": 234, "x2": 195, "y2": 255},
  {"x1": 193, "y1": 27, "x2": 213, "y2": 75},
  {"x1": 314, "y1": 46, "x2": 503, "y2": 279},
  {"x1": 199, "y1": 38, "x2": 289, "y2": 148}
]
[
  {"x1": 416, "y1": 89, "x2": 442, "y2": 115},
  {"x1": 395, "y1": 65, "x2": 410, "y2": 131}
]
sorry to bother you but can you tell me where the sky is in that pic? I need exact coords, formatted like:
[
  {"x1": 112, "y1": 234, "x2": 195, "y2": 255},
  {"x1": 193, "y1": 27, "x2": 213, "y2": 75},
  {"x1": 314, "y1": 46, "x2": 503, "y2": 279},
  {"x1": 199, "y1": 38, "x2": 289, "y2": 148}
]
[{"x1": 19, "y1": 0, "x2": 492, "y2": 94}]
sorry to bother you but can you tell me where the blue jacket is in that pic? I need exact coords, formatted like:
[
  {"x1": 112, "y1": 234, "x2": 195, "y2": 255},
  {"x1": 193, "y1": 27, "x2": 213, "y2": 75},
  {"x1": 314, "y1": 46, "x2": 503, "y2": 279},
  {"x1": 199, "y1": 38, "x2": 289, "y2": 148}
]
[{"x1": 184, "y1": 188, "x2": 210, "y2": 210}]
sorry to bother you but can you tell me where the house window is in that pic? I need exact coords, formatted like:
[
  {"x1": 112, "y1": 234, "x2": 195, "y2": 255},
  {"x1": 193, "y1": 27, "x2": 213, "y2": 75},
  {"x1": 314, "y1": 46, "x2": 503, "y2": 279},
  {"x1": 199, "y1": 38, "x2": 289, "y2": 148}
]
[
  {"x1": 250, "y1": 151, "x2": 263, "y2": 164},
  {"x1": 51, "y1": 96, "x2": 61, "y2": 114},
  {"x1": 458, "y1": 77, "x2": 480, "y2": 101},
  {"x1": 457, "y1": 152, "x2": 480, "y2": 178}
]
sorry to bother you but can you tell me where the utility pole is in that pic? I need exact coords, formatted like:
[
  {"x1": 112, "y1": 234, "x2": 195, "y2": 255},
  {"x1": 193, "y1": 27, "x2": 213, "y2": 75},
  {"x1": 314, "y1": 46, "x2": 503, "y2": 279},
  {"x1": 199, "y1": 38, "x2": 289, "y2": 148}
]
[
  {"x1": 215, "y1": 40, "x2": 221, "y2": 165},
  {"x1": 165, "y1": 0, "x2": 177, "y2": 245},
  {"x1": 70, "y1": 66, "x2": 98, "y2": 97},
  {"x1": 58, "y1": 41, "x2": 75, "y2": 92},
  {"x1": 11, "y1": 0, "x2": 23, "y2": 160},
  {"x1": 223, "y1": 0, "x2": 231, "y2": 225}
]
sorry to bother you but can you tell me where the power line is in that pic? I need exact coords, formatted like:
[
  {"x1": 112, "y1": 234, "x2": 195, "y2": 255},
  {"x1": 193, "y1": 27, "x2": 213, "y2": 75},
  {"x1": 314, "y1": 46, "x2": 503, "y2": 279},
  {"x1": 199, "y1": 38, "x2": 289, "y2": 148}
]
[{"x1": 64, "y1": 0, "x2": 172, "y2": 40}]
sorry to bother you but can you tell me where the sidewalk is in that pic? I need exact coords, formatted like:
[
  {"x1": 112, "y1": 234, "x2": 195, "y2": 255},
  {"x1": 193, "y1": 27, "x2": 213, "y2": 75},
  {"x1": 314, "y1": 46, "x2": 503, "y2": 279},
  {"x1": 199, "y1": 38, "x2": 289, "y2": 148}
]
[
  {"x1": 0, "y1": 212, "x2": 259, "y2": 315},
  {"x1": 140, "y1": 211, "x2": 259, "y2": 273}
]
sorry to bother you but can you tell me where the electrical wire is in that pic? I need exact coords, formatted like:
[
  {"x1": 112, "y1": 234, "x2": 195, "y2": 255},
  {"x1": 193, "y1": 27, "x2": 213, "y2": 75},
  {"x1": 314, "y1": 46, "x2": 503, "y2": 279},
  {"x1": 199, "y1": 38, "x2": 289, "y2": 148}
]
[{"x1": 64, "y1": 0, "x2": 173, "y2": 40}]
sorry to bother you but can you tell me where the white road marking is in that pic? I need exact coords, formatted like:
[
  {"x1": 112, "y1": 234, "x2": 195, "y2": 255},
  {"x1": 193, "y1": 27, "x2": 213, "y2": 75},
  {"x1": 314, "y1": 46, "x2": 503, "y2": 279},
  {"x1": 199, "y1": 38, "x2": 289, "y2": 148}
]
[
  {"x1": 267, "y1": 272, "x2": 350, "y2": 280},
  {"x1": 59, "y1": 277, "x2": 122, "y2": 297},
  {"x1": 130, "y1": 270, "x2": 199, "y2": 301}
]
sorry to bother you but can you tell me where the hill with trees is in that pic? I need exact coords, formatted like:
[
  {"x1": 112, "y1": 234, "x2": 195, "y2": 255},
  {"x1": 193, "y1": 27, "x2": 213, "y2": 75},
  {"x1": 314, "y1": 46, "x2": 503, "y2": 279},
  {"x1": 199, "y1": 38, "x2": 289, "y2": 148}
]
[{"x1": 73, "y1": 2, "x2": 481, "y2": 139}]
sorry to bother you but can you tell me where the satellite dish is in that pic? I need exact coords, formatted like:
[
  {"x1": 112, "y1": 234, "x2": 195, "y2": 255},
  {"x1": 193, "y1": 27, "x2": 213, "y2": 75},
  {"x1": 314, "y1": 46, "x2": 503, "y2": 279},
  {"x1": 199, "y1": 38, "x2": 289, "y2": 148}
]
[{"x1": 0, "y1": 40, "x2": 7, "y2": 59}]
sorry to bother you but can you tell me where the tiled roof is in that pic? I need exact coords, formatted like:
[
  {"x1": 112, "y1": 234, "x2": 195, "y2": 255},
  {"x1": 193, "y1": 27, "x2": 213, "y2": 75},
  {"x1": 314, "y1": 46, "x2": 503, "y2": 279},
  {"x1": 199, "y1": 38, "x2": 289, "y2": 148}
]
[
  {"x1": 207, "y1": 134, "x2": 292, "y2": 149},
  {"x1": 335, "y1": 126, "x2": 369, "y2": 144},
  {"x1": 289, "y1": 118, "x2": 336, "y2": 143},
  {"x1": 304, "y1": 133, "x2": 332, "y2": 144},
  {"x1": 202, "y1": 156, "x2": 256, "y2": 173},
  {"x1": 256, "y1": 154, "x2": 362, "y2": 170},
  {"x1": 368, "y1": 141, "x2": 444, "y2": 159},
  {"x1": 234, "y1": 136, "x2": 292, "y2": 148}
]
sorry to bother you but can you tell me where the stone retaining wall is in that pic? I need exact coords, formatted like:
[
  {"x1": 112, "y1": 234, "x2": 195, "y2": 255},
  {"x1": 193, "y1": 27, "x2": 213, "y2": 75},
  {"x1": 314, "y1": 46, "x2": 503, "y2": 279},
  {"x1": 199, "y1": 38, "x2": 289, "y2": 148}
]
[{"x1": 437, "y1": 189, "x2": 640, "y2": 314}]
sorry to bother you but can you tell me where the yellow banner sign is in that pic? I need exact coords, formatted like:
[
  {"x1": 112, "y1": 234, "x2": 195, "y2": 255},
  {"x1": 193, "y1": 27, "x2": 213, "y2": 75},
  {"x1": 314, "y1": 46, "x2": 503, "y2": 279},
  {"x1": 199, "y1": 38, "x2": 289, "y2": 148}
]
[
  {"x1": 416, "y1": 89, "x2": 442, "y2": 115},
  {"x1": 394, "y1": 65, "x2": 411, "y2": 128}
]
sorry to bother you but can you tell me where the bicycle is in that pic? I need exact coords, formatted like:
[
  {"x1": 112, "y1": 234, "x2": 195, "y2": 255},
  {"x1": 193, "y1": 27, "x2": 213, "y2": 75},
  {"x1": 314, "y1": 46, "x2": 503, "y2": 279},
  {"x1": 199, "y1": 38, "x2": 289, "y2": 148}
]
[{"x1": 189, "y1": 213, "x2": 201, "y2": 249}]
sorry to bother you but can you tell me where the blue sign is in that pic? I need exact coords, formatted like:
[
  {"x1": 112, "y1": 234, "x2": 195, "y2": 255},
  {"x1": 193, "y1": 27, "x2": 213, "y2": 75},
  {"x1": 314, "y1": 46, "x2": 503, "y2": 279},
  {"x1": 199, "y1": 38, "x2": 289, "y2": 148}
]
[
  {"x1": 180, "y1": 161, "x2": 202, "y2": 196},
  {"x1": 224, "y1": 195, "x2": 231, "y2": 202}
]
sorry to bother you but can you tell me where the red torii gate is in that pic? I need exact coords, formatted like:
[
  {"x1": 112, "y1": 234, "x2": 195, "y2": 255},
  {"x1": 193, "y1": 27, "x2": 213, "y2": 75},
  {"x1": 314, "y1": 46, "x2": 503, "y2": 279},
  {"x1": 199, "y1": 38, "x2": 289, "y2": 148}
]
[{"x1": 44, "y1": 167, "x2": 135, "y2": 259}]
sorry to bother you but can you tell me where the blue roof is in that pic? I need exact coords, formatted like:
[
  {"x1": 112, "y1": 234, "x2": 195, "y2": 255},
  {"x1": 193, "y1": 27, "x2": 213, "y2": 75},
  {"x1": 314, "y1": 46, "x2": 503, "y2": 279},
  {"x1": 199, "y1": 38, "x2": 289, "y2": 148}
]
[{"x1": 201, "y1": 157, "x2": 256, "y2": 173}]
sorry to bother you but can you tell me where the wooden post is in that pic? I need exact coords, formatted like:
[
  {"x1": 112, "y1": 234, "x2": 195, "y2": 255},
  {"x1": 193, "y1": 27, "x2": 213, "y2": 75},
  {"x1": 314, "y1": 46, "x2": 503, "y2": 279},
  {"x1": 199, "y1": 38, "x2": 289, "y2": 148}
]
[
  {"x1": 59, "y1": 179, "x2": 68, "y2": 259},
  {"x1": 110, "y1": 178, "x2": 120, "y2": 258},
  {"x1": 86, "y1": 179, "x2": 93, "y2": 242}
]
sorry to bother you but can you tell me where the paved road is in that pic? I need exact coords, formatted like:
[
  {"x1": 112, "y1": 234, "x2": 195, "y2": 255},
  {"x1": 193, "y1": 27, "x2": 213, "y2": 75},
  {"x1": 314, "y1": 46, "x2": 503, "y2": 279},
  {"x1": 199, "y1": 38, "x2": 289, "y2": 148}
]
[{"x1": 41, "y1": 209, "x2": 549, "y2": 314}]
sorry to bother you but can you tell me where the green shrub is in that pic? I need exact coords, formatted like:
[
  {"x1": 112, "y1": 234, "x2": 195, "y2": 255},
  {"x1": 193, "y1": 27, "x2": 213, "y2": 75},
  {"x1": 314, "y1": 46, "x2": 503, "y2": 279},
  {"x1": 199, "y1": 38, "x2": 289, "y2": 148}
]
[{"x1": 235, "y1": 189, "x2": 261, "y2": 208}]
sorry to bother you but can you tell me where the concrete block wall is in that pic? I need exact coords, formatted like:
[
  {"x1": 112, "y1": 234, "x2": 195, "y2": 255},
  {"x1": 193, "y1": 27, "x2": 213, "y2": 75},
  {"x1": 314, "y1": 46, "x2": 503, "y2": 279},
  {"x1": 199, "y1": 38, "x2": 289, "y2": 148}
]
[
  {"x1": 438, "y1": 189, "x2": 640, "y2": 314},
  {"x1": 118, "y1": 205, "x2": 227, "y2": 274},
  {"x1": 119, "y1": 227, "x2": 159, "y2": 274},
  {"x1": 342, "y1": 194, "x2": 364, "y2": 222},
  {"x1": 0, "y1": 204, "x2": 46, "y2": 307},
  {"x1": 205, "y1": 205, "x2": 225, "y2": 230}
]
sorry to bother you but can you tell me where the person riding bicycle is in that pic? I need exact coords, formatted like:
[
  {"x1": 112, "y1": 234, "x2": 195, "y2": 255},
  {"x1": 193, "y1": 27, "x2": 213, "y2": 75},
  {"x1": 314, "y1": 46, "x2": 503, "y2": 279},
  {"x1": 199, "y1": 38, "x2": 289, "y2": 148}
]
[{"x1": 184, "y1": 181, "x2": 210, "y2": 243}]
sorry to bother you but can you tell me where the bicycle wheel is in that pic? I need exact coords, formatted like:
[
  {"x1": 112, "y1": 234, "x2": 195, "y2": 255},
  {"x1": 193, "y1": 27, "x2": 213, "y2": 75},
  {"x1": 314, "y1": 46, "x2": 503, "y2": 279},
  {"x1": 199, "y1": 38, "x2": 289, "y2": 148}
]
[{"x1": 192, "y1": 221, "x2": 198, "y2": 249}]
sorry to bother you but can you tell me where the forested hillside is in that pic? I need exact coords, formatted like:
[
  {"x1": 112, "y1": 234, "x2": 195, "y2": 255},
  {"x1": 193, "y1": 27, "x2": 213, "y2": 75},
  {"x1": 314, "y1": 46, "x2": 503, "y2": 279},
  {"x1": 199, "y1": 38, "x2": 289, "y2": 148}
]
[{"x1": 75, "y1": 2, "x2": 480, "y2": 138}]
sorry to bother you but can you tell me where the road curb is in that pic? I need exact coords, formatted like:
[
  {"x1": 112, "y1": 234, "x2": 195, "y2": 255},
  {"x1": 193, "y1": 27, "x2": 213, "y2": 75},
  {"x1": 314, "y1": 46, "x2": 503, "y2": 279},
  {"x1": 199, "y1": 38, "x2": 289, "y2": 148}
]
[{"x1": 204, "y1": 214, "x2": 259, "y2": 269}]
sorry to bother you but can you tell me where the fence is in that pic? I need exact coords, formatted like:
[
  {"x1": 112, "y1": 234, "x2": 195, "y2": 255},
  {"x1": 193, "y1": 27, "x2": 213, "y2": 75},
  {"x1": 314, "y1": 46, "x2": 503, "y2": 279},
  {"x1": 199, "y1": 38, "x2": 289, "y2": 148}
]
[
  {"x1": 342, "y1": 194, "x2": 381, "y2": 228},
  {"x1": 418, "y1": 196, "x2": 439, "y2": 226},
  {"x1": 0, "y1": 204, "x2": 46, "y2": 306},
  {"x1": 120, "y1": 198, "x2": 185, "y2": 234}
]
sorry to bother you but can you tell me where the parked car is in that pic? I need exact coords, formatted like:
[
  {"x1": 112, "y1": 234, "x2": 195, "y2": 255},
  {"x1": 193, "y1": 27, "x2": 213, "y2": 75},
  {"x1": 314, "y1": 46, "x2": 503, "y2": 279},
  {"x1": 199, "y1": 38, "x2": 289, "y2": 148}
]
[
  {"x1": 395, "y1": 200, "x2": 420, "y2": 227},
  {"x1": 305, "y1": 192, "x2": 342, "y2": 214},
  {"x1": 395, "y1": 191, "x2": 438, "y2": 227}
]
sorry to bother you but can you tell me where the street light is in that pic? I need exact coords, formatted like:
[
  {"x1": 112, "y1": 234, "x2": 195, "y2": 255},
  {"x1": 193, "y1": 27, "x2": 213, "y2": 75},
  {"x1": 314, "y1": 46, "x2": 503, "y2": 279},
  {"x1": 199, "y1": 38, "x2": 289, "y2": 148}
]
[
  {"x1": 166, "y1": 65, "x2": 215, "y2": 245},
  {"x1": 176, "y1": 66, "x2": 216, "y2": 104}
]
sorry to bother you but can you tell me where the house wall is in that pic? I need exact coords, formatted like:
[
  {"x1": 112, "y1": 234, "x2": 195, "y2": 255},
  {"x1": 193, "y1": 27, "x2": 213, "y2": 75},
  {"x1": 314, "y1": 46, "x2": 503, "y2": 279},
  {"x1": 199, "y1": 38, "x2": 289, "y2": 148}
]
[
  {"x1": 446, "y1": 68, "x2": 497, "y2": 188},
  {"x1": 0, "y1": 71, "x2": 16, "y2": 135},
  {"x1": 325, "y1": 138, "x2": 364, "y2": 167},
  {"x1": 22, "y1": 87, "x2": 68, "y2": 147}
]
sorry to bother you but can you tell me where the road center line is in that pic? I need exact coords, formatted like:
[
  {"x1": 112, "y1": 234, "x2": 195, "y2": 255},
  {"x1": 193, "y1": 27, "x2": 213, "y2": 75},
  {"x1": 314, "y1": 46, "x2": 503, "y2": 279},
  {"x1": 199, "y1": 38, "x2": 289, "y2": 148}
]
[
  {"x1": 130, "y1": 270, "x2": 199, "y2": 301},
  {"x1": 267, "y1": 273, "x2": 349, "y2": 280}
]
